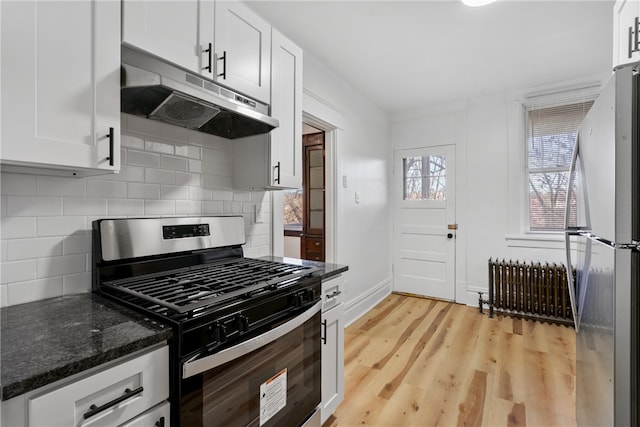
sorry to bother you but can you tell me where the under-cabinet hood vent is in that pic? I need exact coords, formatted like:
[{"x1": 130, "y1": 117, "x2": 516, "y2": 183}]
[{"x1": 121, "y1": 46, "x2": 278, "y2": 139}]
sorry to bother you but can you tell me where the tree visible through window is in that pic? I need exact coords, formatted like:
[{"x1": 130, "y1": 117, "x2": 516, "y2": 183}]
[
  {"x1": 527, "y1": 100, "x2": 593, "y2": 231},
  {"x1": 283, "y1": 189, "x2": 303, "y2": 227},
  {"x1": 403, "y1": 155, "x2": 446, "y2": 200}
]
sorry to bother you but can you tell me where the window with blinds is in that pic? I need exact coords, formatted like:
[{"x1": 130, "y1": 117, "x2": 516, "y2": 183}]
[{"x1": 526, "y1": 99, "x2": 594, "y2": 231}]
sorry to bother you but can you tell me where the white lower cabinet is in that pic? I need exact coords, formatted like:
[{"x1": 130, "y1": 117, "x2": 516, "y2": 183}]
[
  {"x1": 2, "y1": 345, "x2": 169, "y2": 427},
  {"x1": 321, "y1": 275, "x2": 345, "y2": 424}
]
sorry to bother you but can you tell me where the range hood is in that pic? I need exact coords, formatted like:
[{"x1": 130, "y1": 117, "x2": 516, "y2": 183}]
[{"x1": 121, "y1": 46, "x2": 279, "y2": 139}]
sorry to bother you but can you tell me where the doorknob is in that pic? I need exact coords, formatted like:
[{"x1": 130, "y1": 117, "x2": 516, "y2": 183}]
[{"x1": 447, "y1": 233, "x2": 454, "y2": 239}]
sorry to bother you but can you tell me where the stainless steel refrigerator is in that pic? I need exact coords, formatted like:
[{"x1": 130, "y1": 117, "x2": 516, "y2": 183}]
[{"x1": 565, "y1": 61, "x2": 639, "y2": 426}]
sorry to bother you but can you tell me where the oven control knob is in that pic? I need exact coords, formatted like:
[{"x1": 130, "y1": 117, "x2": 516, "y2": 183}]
[
  {"x1": 292, "y1": 292, "x2": 304, "y2": 308},
  {"x1": 304, "y1": 289, "x2": 316, "y2": 302},
  {"x1": 217, "y1": 324, "x2": 227, "y2": 342},
  {"x1": 236, "y1": 315, "x2": 249, "y2": 332},
  {"x1": 209, "y1": 322, "x2": 227, "y2": 343}
]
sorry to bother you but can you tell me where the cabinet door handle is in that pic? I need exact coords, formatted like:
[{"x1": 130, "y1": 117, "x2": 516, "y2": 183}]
[
  {"x1": 155, "y1": 416, "x2": 165, "y2": 427},
  {"x1": 217, "y1": 50, "x2": 227, "y2": 79},
  {"x1": 203, "y1": 42, "x2": 212, "y2": 72},
  {"x1": 83, "y1": 386, "x2": 144, "y2": 420},
  {"x1": 106, "y1": 127, "x2": 114, "y2": 166},
  {"x1": 321, "y1": 319, "x2": 327, "y2": 345},
  {"x1": 274, "y1": 161, "x2": 281, "y2": 185}
]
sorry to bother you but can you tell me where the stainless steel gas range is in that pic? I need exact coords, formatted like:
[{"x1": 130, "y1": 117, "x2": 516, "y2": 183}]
[{"x1": 92, "y1": 216, "x2": 322, "y2": 427}]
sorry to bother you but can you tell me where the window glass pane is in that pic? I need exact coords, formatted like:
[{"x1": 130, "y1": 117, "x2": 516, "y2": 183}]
[
  {"x1": 283, "y1": 189, "x2": 303, "y2": 226},
  {"x1": 529, "y1": 171, "x2": 576, "y2": 230},
  {"x1": 402, "y1": 155, "x2": 446, "y2": 200}
]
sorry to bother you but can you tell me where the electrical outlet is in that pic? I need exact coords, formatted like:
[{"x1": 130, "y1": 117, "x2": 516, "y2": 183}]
[{"x1": 255, "y1": 205, "x2": 264, "y2": 223}]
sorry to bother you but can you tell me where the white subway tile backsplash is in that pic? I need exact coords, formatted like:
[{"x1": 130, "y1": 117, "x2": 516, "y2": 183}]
[
  {"x1": 63, "y1": 234, "x2": 92, "y2": 255},
  {"x1": 63, "y1": 272, "x2": 91, "y2": 295},
  {"x1": 161, "y1": 185, "x2": 189, "y2": 200},
  {"x1": 1, "y1": 259, "x2": 37, "y2": 284},
  {"x1": 37, "y1": 254, "x2": 86, "y2": 278},
  {"x1": 202, "y1": 201, "x2": 224, "y2": 214},
  {"x1": 37, "y1": 176, "x2": 86, "y2": 197},
  {"x1": 128, "y1": 150, "x2": 161, "y2": 168},
  {"x1": 160, "y1": 155, "x2": 188, "y2": 171},
  {"x1": 107, "y1": 199, "x2": 145, "y2": 215},
  {"x1": 87, "y1": 180, "x2": 127, "y2": 198},
  {"x1": 144, "y1": 200, "x2": 175, "y2": 215},
  {"x1": 7, "y1": 237, "x2": 63, "y2": 260},
  {"x1": 1, "y1": 217, "x2": 37, "y2": 239},
  {"x1": 109, "y1": 165, "x2": 145, "y2": 182},
  {"x1": 1, "y1": 173, "x2": 37, "y2": 195},
  {"x1": 175, "y1": 200, "x2": 202, "y2": 215},
  {"x1": 126, "y1": 114, "x2": 161, "y2": 137},
  {"x1": 37, "y1": 216, "x2": 86, "y2": 237},
  {"x1": 145, "y1": 138, "x2": 175, "y2": 155},
  {"x1": 0, "y1": 118, "x2": 270, "y2": 306},
  {"x1": 7, "y1": 277, "x2": 63, "y2": 306},
  {"x1": 188, "y1": 159, "x2": 202, "y2": 173},
  {"x1": 63, "y1": 197, "x2": 107, "y2": 216},
  {"x1": 146, "y1": 168, "x2": 175, "y2": 185},
  {"x1": 7, "y1": 196, "x2": 62, "y2": 217},
  {"x1": 121, "y1": 133, "x2": 144, "y2": 150},
  {"x1": 175, "y1": 144, "x2": 201, "y2": 159},
  {"x1": 128, "y1": 183, "x2": 161, "y2": 199}
]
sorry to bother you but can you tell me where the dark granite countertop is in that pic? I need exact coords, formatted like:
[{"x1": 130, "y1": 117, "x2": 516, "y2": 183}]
[
  {"x1": 258, "y1": 256, "x2": 348, "y2": 281},
  {"x1": 1, "y1": 293, "x2": 172, "y2": 401}
]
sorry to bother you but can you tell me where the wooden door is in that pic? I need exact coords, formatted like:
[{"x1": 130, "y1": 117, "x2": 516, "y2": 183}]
[
  {"x1": 301, "y1": 133, "x2": 325, "y2": 261},
  {"x1": 393, "y1": 146, "x2": 456, "y2": 300}
]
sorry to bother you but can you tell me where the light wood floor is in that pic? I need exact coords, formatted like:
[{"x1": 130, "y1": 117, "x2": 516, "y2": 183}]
[{"x1": 324, "y1": 293, "x2": 576, "y2": 427}]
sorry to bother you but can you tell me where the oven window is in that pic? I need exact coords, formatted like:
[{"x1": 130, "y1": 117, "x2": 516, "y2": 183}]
[{"x1": 181, "y1": 312, "x2": 321, "y2": 427}]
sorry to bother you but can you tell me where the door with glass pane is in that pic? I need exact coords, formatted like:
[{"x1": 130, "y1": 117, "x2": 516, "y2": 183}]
[
  {"x1": 394, "y1": 146, "x2": 456, "y2": 300},
  {"x1": 301, "y1": 132, "x2": 325, "y2": 261}
]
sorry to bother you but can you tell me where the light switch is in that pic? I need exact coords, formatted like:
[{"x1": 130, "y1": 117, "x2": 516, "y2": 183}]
[
  {"x1": 342, "y1": 175, "x2": 348, "y2": 188},
  {"x1": 354, "y1": 192, "x2": 360, "y2": 204},
  {"x1": 255, "y1": 205, "x2": 264, "y2": 223}
]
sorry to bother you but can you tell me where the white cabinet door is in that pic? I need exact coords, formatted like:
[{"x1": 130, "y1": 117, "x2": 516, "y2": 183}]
[
  {"x1": 1, "y1": 0, "x2": 120, "y2": 175},
  {"x1": 613, "y1": 0, "x2": 640, "y2": 67},
  {"x1": 214, "y1": 1, "x2": 271, "y2": 103},
  {"x1": 321, "y1": 302, "x2": 344, "y2": 425},
  {"x1": 270, "y1": 29, "x2": 303, "y2": 189},
  {"x1": 122, "y1": 0, "x2": 213, "y2": 75}
]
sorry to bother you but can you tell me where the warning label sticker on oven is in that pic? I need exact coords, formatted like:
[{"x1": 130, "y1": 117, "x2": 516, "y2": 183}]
[{"x1": 259, "y1": 368, "x2": 287, "y2": 426}]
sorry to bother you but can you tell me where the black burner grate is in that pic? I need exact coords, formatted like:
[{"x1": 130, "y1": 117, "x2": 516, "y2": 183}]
[{"x1": 102, "y1": 258, "x2": 317, "y2": 314}]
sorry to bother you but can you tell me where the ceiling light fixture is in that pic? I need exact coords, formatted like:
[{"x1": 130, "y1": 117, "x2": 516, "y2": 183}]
[{"x1": 461, "y1": 0, "x2": 497, "y2": 7}]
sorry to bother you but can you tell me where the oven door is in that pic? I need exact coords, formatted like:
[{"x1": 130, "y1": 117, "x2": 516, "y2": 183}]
[{"x1": 180, "y1": 302, "x2": 321, "y2": 427}]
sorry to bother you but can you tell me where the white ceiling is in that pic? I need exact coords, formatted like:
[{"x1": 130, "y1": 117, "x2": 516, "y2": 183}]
[{"x1": 245, "y1": 0, "x2": 614, "y2": 114}]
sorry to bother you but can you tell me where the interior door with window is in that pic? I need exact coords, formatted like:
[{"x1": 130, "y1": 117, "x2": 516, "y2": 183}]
[{"x1": 394, "y1": 146, "x2": 456, "y2": 300}]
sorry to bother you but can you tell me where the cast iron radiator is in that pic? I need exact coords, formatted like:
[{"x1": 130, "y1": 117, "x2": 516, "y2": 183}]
[{"x1": 478, "y1": 258, "x2": 575, "y2": 325}]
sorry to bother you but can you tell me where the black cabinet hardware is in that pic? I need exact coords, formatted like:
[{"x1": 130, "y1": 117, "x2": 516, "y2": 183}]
[
  {"x1": 106, "y1": 127, "x2": 114, "y2": 166},
  {"x1": 217, "y1": 51, "x2": 227, "y2": 79},
  {"x1": 203, "y1": 43, "x2": 212, "y2": 72},
  {"x1": 82, "y1": 386, "x2": 144, "y2": 420}
]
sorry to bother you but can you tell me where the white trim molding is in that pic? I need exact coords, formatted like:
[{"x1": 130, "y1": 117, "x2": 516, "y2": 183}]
[{"x1": 343, "y1": 276, "x2": 392, "y2": 327}]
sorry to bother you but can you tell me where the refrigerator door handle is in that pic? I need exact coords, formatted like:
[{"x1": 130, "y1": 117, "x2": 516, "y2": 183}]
[
  {"x1": 564, "y1": 133, "x2": 580, "y2": 231},
  {"x1": 564, "y1": 232, "x2": 580, "y2": 332}
]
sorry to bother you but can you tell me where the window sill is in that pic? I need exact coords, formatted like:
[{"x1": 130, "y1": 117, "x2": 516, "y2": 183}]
[{"x1": 505, "y1": 233, "x2": 565, "y2": 250}]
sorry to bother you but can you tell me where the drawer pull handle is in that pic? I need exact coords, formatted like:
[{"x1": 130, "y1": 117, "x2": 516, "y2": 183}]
[
  {"x1": 156, "y1": 416, "x2": 166, "y2": 427},
  {"x1": 83, "y1": 386, "x2": 144, "y2": 420},
  {"x1": 315, "y1": 242, "x2": 320, "y2": 246},
  {"x1": 321, "y1": 319, "x2": 327, "y2": 344},
  {"x1": 326, "y1": 290, "x2": 342, "y2": 300}
]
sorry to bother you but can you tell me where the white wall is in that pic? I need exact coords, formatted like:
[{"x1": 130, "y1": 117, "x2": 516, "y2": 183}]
[
  {"x1": 391, "y1": 73, "x2": 610, "y2": 306},
  {"x1": 303, "y1": 54, "x2": 392, "y2": 325},
  {"x1": 0, "y1": 114, "x2": 270, "y2": 307}
]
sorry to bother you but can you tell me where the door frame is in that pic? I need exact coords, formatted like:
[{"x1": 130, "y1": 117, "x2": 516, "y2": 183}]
[
  {"x1": 392, "y1": 144, "x2": 457, "y2": 301},
  {"x1": 272, "y1": 91, "x2": 343, "y2": 264}
]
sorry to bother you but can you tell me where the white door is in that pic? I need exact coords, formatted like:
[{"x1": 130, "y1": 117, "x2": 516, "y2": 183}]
[{"x1": 393, "y1": 146, "x2": 456, "y2": 300}]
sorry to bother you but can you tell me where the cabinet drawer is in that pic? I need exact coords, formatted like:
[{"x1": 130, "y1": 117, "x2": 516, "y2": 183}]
[
  {"x1": 28, "y1": 346, "x2": 169, "y2": 427},
  {"x1": 118, "y1": 401, "x2": 170, "y2": 427},
  {"x1": 321, "y1": 274, "x2": 344, "y2": 312},
  {"x1": 305, "y1": 238, "x2": 324, "y2": 251}
]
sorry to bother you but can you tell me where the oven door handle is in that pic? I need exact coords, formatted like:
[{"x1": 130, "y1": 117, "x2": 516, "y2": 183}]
[{"x1": 182, "y1": 301, "x2": 321, "y2": 379}]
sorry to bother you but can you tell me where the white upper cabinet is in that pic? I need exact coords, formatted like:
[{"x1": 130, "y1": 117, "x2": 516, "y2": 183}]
[
  {"x1": 613, "y1": 0, "x2": 640, "y2": 67},
  {"x1": 122, "y1": 0, "x2": 270, "y2": 103},
  {"x1": 232, "y1": 29, "x2": 302, "y2": 190},
  {"x1": 270, "y1": 29, "x2": 303, "y2": 189},
  {"x1": 1, "y1": 0, "x2": 121, "y2": 176},
  {"x1": 214, "y1": 1, "x2": 272, "y2": 103}
]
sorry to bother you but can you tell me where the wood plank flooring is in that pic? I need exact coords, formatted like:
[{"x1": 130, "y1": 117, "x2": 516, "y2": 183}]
[{"x1": 324, "y1": 293, "x2": 576, "y2": 427}]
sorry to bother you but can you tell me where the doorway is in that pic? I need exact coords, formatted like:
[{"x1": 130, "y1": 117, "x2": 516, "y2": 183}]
[
  {"x1": 393, "y1": 145, "x2": 456, "y2": 300},
  {"x1": 283, "y1": 123, "x2": 326, "y2": 261}
]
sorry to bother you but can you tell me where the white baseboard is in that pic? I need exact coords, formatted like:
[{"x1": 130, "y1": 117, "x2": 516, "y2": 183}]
[{"x1": 343, "y1": 277, "x2": 392, "y2": 327}]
